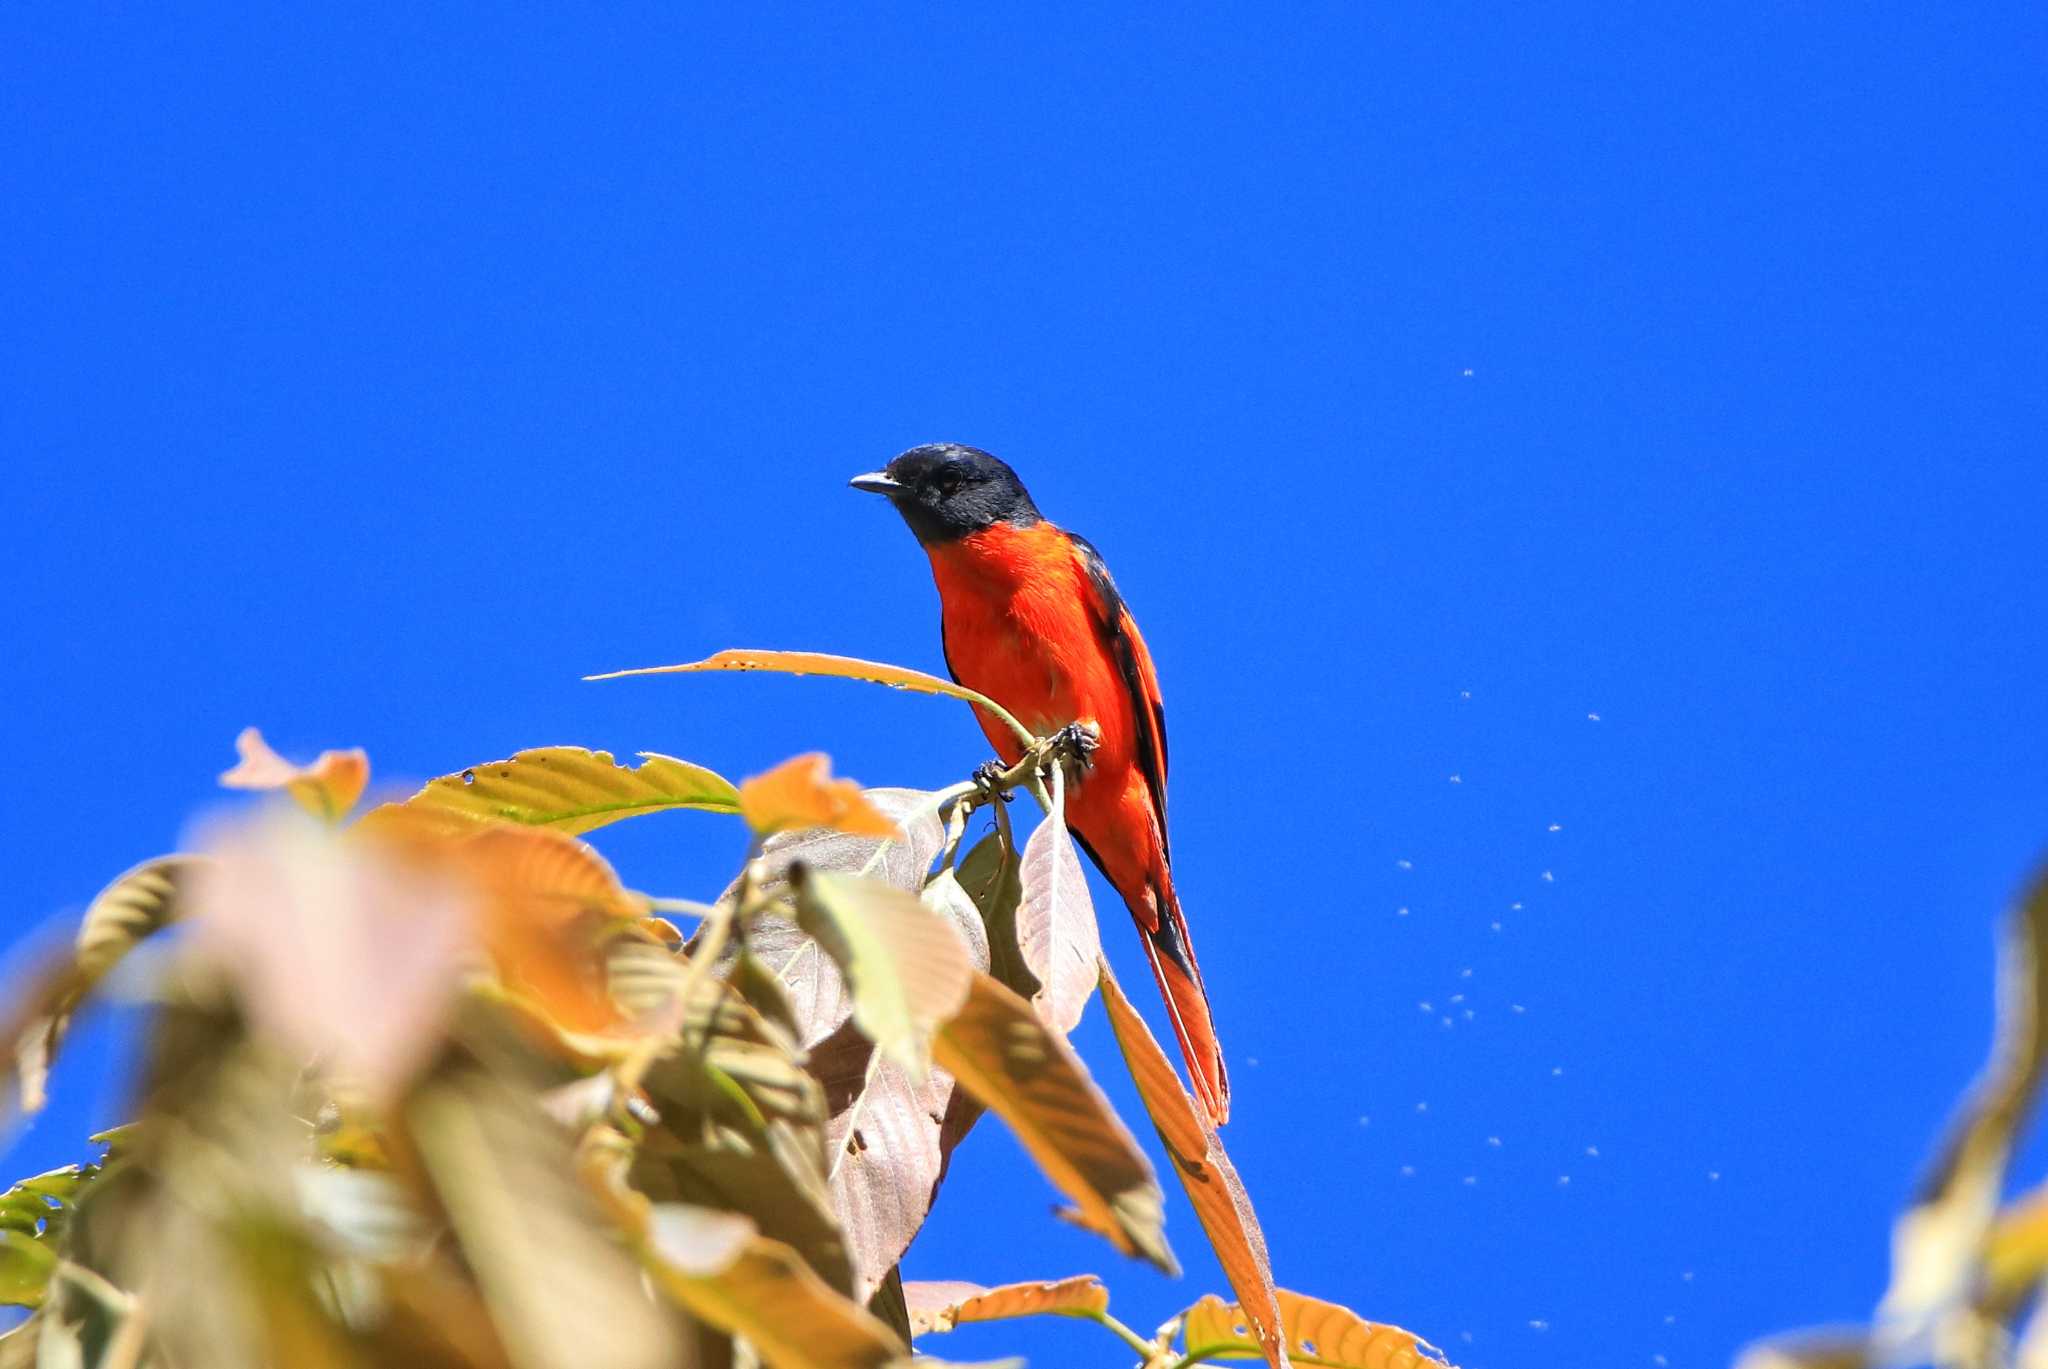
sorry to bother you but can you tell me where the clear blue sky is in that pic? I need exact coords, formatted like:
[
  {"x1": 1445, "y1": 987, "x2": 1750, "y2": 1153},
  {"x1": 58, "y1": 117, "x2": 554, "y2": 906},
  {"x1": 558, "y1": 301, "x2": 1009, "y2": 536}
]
[{"x1": 6, "y1": 6, "x2": 2045, "y2": 1365}]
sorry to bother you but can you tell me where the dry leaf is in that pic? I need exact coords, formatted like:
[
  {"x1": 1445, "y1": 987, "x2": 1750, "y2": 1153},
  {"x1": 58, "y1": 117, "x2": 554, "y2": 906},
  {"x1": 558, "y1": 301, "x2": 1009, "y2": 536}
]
[
  {"x1": 219, "y1": 726, "x2": 370, "y2": 822},
  {"x1": 1182, "y1": 1290, "x2": 1447, "y2": 1368},
  {"x1": 903, "y1": 1276, "x2": 1108, "y2": 1335},
  {"x1": 1099, "y1": 960, "x2": 1286, "y2": 1368},
  {"x1": 586, "y1": 648, "x2": 1033, "y2": 748},
  {"x1": 1015, "y1": 776, "x2": 1101, "y2": 1035},
  {"x1": 742, "y1": 755, "x2": 898, "y2": 839},
  {"x1": 933, "y1": 973, "x2": 1173, "y2": 1275}
]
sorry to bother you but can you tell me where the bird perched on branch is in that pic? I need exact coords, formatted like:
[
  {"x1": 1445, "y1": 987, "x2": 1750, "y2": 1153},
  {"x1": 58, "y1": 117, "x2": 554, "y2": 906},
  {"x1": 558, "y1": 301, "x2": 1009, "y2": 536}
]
[{"x1": 851, "y1": 443, "x2": 1229, "y2": 1126}]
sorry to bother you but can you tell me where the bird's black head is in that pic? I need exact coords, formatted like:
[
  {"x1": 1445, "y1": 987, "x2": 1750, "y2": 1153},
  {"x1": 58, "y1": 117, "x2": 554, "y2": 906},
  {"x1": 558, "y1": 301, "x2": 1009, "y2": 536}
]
[{"x1": 849, "y1": 443, "x2": 1041, "y2": 545}]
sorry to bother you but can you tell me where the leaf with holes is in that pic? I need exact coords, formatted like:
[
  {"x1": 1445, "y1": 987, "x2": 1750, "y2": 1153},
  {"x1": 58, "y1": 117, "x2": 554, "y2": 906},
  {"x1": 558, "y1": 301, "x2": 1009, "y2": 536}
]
[
  {"x1": 1099, "y1": 960, "x2": 1285, "y2": 1368},
  {"x1": 792, "y1": 869, "x2": 975, "y2": 1076},
  {"x1": 218, "y1": 726, "x2": 370, "y2": 821},
  {"x1": 361, "y1": 746, "x2": 739, "y2": 835},
  {"x1": 933, "y1": 973, "x2": 1173, "y2": 1274},
  {"x1": 1181, "y1": 1291, "x2": 1449, "y2": 1368},
  {"x1": 741, "y1": 755, "x2": 898, "y2": 839},
  {"x1": 586, "y1": 647, "x2": 1034, "y2": 748},
  {"x1": 904, "y1": 1276, "x2": 1109, "y2": 1336},
  {"x1": 1015, "y1": 773, "x2": 1100, "y2": 1035}
]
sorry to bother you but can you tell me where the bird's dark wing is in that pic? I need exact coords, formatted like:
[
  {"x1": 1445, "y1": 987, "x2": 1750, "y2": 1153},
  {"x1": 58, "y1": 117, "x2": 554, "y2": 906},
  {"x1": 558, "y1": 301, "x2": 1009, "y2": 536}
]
[{"x1": 1068, "y1": 532, "x2": 1171, "y2": 851}]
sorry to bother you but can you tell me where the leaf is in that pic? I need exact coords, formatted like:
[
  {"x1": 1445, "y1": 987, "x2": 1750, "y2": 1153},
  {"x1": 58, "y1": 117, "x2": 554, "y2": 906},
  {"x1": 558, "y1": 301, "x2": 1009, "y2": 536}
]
[
  {"x1": 1181, "y1": 1291, "x2": 1448, "y2": 1368},
  {"x1": 793, "y1": 869, "x2": 976, "y2": 1076},
  {"x1": 903, "y1": 1276, "x2": 1109, "y2": 1335},
  {"x1": 957, "y1": 829, "x2": 1030, "y2": 998},
  {"x1": 1099, "y1": 961, "x2": 1285, "y2": 1368},
  {"x1": 742, "y1": 755, "x2": 898, "y2": 839},
  {"x1": 726, "y1": 788, "x2": 951, "y2": 1050},
  {"x1": 461, "y1": 824, "x2": 648, "y2": 1034},
  {"x1": 817, "y1": 871, "x2": 992, "y2": 1303},
  {"x1": 585, "y1": 647, "x2": 1034, "y2": 749},
  {"x1": 218, "y1": 726, "x2": 369, "y2": 822},
  {"x1": 932, "y1": 973, "x2": 1173, "y2": 1274},
  {"x1": 1014, "y1": 773, "x2": 1101, "y2": 1035},
  {"x1": 361, "y1": 746, "x2": 739, "y2": 836},
  {"x1": 0, "y1": 1231, "x2": 55, "y2": 1307},
  {"x1": 195, "y1": 809, "x2": 472, "y2": 1105},
  {"x1": 7, "y1": 856, "x2": 197, "y2": 1115},
  {"x1": 409, "y1": 1072, "x2": 686, "y2": 1369},
  {"x1": 1878, "y1": 862, "x2": 2048, "y2": 1342},
  {"x1": 638, "y1": 1204, "x2": 909, "y2": 1369},
  {"x1": 1729, "y1": 1330, "x2": 1872, "y2": 1369}
]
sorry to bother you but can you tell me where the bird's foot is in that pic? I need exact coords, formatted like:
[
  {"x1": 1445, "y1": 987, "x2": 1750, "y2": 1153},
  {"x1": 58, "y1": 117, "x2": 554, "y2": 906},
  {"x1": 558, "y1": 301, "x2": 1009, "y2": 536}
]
[
  {"x1": 971, "y1": 759, "x2": 1013, "y2": 804},
  {"x1": 1051, "y1": 720, "x2": 1101, "y2": 772}
]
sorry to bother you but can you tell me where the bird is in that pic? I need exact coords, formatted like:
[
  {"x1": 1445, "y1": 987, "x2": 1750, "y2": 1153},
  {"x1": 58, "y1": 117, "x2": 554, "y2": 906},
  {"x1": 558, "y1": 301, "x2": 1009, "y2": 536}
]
[{"x1": 850, "y1": 442, "x2": 1229, "y2": 1126}]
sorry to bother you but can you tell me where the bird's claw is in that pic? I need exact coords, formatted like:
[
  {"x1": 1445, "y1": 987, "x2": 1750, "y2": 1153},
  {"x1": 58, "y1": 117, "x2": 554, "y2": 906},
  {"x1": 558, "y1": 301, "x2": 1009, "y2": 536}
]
[
  {"x1": 971, "y1": 759, "x2": 1013, "y2": 804},
  {"x1": 1052, "y1": 721, "x2": 1101, "y2": 770}
]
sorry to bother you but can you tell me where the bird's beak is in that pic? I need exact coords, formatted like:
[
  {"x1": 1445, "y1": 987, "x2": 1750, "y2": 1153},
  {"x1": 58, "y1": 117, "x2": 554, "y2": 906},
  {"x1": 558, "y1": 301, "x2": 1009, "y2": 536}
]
[{"x1": 849, "y1": 471, "x2": 903, "y2": 496}]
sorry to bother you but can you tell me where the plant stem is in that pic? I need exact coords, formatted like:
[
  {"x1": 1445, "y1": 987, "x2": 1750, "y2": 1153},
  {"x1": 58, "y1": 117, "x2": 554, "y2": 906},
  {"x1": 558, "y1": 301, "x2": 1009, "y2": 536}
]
[{"x1": 1078, "y1": 1307, "x2": 1165, "y2": 1363}]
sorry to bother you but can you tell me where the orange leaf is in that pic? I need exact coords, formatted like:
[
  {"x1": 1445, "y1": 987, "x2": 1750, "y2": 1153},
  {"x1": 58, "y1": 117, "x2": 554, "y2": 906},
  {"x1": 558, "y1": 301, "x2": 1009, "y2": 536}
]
[
  {"x1": 220, "y1": 727, "x2": 369, "y2": 822},
  {"x1": 1099, "y1": 959, "x2": 1289, "y2": 1369},
  {"x1": 903, "y1": 1276, "x2": 1109, "y2": 1335},
  {"x1": 1183, "y1": 1290, "x2": 1449, "y2": 1368},
  {"x1": 739, "y1": 754, "x2": 897, "y2": 839},
  {"x1": 455, "y1": 825, "x2": 649, "y2": 1035},
  {"x1": 585, "y1": 647, "x2": 1034, "y2": 748}
]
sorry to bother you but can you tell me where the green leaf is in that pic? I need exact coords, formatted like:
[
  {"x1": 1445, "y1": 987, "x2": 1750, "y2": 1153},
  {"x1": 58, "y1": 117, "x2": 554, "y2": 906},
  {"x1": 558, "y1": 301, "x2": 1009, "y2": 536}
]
[
  {"x1": 0, "y1": 1231, "x2": 54, "y2": 1307},
  {"x1": 361, "y1": 746, "x2": 739, "y2": 835},
  {"x1": 585, "y1": 648, "x2": 1034, "y2": 749},
  {"x1": 792, "y1": 870, "x2": 976, "y2": 1077},
  {"x1": 933, "y1": 973, "x2": 1173, "y2": 1275}
]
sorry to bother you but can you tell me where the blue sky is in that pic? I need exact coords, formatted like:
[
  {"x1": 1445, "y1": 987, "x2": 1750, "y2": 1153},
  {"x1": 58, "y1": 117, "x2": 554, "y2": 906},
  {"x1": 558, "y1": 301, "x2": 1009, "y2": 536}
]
[{"x1": 5, "y1": 5, "x2": 2046, "y2": 1364}]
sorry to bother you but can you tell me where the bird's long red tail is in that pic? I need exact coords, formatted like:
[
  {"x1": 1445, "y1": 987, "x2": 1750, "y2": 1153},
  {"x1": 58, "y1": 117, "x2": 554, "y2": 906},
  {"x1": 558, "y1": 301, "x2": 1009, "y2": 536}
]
[{"x1": 1136, "y1": 874, "x2": 1230, "y2": 1128}]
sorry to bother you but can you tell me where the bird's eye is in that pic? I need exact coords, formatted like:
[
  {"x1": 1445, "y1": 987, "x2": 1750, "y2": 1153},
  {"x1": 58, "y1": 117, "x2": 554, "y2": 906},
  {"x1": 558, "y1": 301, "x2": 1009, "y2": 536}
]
[{"x1": 934, "y1": 469, "x2": 965, "y2": 497}]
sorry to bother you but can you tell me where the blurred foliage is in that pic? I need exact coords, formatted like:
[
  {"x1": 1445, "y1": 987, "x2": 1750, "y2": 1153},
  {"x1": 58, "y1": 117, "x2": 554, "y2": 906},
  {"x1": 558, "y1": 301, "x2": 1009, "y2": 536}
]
[
  {"x1": 1738, "y1": 866, "x2": 2048, "y2": 1369},
  {"x1": 0, "y1": 653, "x2": 1450, "y2": 1368}
]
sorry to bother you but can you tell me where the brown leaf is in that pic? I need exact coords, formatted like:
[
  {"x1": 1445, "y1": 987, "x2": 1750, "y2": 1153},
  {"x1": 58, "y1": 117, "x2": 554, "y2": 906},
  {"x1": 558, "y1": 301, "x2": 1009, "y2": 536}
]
[
  {"x1": 792, "y1": 870, "x2": 976, "y2": 1076},
  {"x1": 219, "y1": 726, "x2": 370, "y2": 822},
  {"x1": 933, "y1": 973, "x2": 1173, "y2": 1274},
  {"x1": 903, "y1": 1276, "x2": 1108, "y2": 1335},
  {"x1": 1015, "y1": 775, "x2": 1101, "y2": 1035},
  {"x1": 816, "y1": 871, "x2": 993, "y2": 1303},
  {"x1": 1182, "y1": 1290, "x2": 1448, "y2": 1368},
  {"x1": 585, "y1": 648, "x2": 1033, "y2": 749},
  {"x1": 723, "y1": 788, "x2": 951, "y2": 1050},
  {"x1": 1099, "y1": 960, "x2": 1286, "y2": 1368},
  {"x1": 637, "y1": 1204, "x2": 909, "y2": 1369},
  {"x1": 360, "y1": 747, "x2": 739, "y2": 836},
  {"x1": 742, "y1": 755, "x2": 899, "y2": 839}
]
